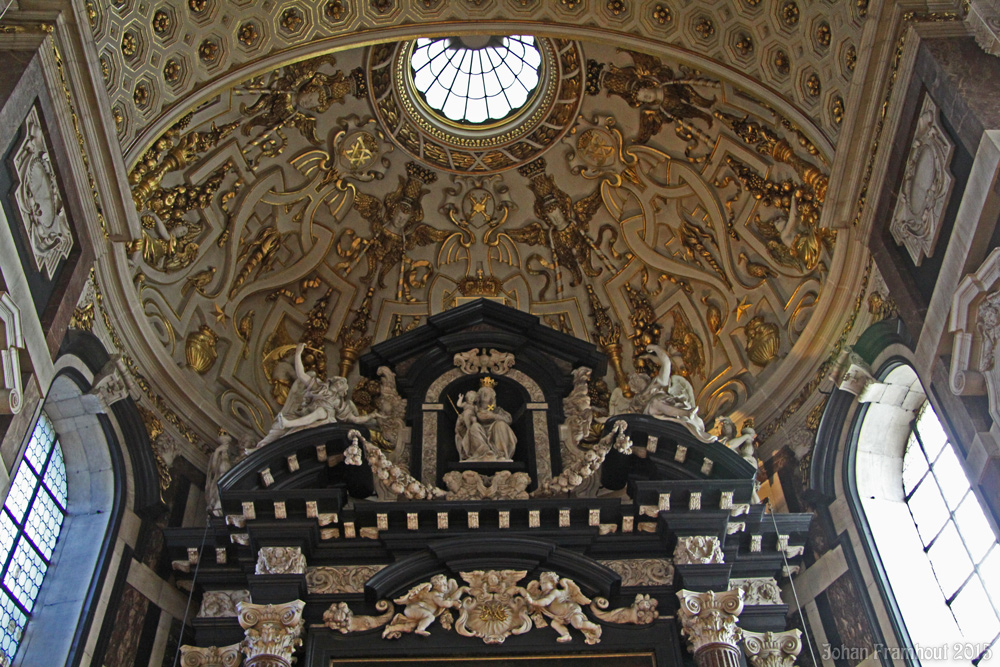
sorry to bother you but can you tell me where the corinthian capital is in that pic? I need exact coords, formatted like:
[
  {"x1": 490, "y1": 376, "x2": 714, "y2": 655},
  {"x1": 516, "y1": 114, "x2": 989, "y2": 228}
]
[
  {"x1": 238, "y1": 600, "x2": 306, "y2": 667},
  {"x1": 742, "y1": 629, "x2": 803, "y2": 667},
  {"x1": 676, "y1": 588, "x2": 744, "y2": 654},
  {"x1": 179, "y1": 643, "x2": 242, "y2": 667}
]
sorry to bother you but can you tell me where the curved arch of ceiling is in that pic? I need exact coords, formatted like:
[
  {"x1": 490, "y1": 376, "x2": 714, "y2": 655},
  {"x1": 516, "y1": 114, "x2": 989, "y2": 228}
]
[
  {"x1": 102, "y1": 20, "x2": 868, "y2": 449},
  {"x1": 121, "y1": 23, "x2": 838, "y2": 167}
]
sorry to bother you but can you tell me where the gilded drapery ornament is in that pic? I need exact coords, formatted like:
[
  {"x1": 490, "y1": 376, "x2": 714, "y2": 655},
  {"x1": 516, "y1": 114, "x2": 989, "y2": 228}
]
[{"x1": 237, "y1": 600, "x2": 306, "y2": 667}]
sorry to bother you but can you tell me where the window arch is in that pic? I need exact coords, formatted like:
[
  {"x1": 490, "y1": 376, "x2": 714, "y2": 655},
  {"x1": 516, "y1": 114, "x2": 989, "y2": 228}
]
[
  {"x1": 0, "y1": 412, "x2": 67, "y2": 663},
  {"x1": 853, "y1": 364, "x2": 999, "y2": 665}
]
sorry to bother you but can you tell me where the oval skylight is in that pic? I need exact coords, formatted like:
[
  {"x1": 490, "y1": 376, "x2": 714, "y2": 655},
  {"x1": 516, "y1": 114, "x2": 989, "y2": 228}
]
[{"x1": 410, "y1": 35, "x2": 542, "y2": 125}]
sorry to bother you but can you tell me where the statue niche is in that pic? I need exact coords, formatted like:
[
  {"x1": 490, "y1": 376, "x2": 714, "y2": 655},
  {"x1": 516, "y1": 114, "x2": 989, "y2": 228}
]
[
  {"x1": 454, "y1": 376, "x2": 518, "y2": 462},
  {"x1": 444, "y1": 374, "x2": 527, "y2": 474}
]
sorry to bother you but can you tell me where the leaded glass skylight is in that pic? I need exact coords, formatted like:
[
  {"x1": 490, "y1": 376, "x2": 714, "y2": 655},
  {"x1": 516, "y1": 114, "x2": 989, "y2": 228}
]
[
  {"x1": 0, "y1": 413, "x2": 66, "y2": 663},
  {"x1": 410, "y1": 35, "x2": 542, "y2": 125}
]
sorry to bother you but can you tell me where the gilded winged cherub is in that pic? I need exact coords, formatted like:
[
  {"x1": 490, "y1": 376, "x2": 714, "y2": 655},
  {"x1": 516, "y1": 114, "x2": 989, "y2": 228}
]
[
  {"x1": 526, "y1": 573, "x2": 602, "y2": 644},
  {"x1": 507, "y1": 158, "x2": 619, "y2": 297},
  {"x1": 601, "y1": 50, "x2": 717, "y2": 144},
  {"x1": 383, "y1": 575, "x2": 467, "y2": 638},
  {"x1": 240, "y1": 55, "x2": 354, "y2": 145},
  {"x1": 341, "y1": 162, "x2": 449, "y2": 293}
]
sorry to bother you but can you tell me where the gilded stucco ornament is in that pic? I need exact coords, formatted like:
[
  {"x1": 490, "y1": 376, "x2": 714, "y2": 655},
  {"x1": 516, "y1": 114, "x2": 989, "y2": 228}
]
[
  {"x1": 12, "y1": 107, "x2": 73, "y2": 280},
  {"x1": 110, "y1": 39, "x2": 842, "y2": 446}
]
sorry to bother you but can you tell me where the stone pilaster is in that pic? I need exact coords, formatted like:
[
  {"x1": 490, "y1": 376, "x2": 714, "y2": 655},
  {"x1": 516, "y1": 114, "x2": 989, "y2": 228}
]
[
  {"x1": 237, "y1": 600, "x2": 305, "y2": 667},
  {"x1": 676, "y1": 589, "x2": 745, "y2": 667},
  {"x1": 742, "y1": 629, "x2": 803, "y2": 667},
  {"x1": 179, "y1": 643, "x2": 242, "y2": 667}
]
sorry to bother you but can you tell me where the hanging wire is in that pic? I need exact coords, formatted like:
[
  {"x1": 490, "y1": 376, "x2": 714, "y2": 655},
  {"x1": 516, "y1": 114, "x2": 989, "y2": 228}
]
[
  {"x1": 171, "y1": 518, "x2": 213, "y2": 667},
  {"x1": 767, "y1": 498, "x2": 820, "y2": 667},
  {"x1": 0, "y1": 0, "x2": 14, "y2": 22}
]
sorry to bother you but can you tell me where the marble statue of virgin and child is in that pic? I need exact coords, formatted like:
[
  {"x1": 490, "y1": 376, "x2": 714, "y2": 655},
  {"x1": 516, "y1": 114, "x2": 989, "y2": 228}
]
[{"x1": 454, "y1": 377, "x2": 517, "y2": 462}]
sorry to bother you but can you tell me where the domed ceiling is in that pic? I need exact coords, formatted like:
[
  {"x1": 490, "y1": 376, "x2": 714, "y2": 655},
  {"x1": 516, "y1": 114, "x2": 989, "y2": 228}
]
[{"x1": 81, "y1": 1, "x2": 878, "y2": 453}]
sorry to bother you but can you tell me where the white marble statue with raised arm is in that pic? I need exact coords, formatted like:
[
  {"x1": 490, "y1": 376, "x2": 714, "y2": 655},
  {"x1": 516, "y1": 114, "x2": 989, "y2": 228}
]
[
  {"x1": 252, "y1": 343, "x2": 378, "y2": 450},
  {"x1": 453, "y1": 377, "x2": 517, "y2": 462}
]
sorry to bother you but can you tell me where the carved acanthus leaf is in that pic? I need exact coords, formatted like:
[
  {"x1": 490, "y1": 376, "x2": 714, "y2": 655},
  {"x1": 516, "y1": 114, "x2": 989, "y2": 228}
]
[
  {"x1": 306, "y1": 565, "x2": 386, "y2": 594},
  {"x1": 590, "y1": 594, "x2": 659, "y2": 624}
]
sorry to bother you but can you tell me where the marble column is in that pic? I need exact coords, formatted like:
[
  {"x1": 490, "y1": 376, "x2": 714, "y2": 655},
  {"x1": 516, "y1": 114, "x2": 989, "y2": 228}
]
[
  {"x1": 676, "y1": 589, "x2": 745, "y2": 667},
  {"x1": 237, "y1": 600, "x2": 306, "y2": 667},
  {"x1": 178, "y1": 643, "x2": 242, "y2": 667},
  {"x1": 742, "y1": 629, "x2": 803, "y2": 667}
]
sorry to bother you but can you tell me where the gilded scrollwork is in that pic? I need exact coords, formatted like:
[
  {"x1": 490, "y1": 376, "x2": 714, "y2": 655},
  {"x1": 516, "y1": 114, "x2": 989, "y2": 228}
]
[{"x1": 115, "y1": 41, "x2": 839, "y2": 445}]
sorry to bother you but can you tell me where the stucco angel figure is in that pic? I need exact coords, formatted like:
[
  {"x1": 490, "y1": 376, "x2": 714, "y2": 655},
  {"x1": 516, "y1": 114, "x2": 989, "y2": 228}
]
[
  {"x1": 526, "y1": 573, "x2": 602, "y2": 644},
  {"x1": 205, "y1": 429, "x2": 243, "y2": 516},
  {"x1": 454, "y1": 378, "x2": 517, "y2": 461},
  {"x1": 252, "y1": 343, "x2": 378, "y2": 449},
  {"x1": 718, "y1": 417, "x2": 758, "y2": 465},
  {"x1": 608, "y1": 345, "x2": 715, "y2": 443},
  {"x1": 383, "y1": 574, "x2": 467, "y2": 638}
]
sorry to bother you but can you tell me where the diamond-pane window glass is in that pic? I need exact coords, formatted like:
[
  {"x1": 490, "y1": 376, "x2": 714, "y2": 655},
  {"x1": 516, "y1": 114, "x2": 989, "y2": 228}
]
[
  {"x1": 410, "y1": 35, "x2": 541, "y2": 124},
  {"x1": 903, "y1": 402, "x2": 1000, "y2": 656},
  {"x1": 0, "y1": 412, "x2": 66, "y2": 664}
]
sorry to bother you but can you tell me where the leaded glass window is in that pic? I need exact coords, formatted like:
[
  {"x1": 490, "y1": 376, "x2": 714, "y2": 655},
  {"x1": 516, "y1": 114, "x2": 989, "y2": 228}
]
[
  {"x1": 410, "y1": 35, "x2": 542, "y2": 124},
  {"x1": 903, "y1": 403, "x2": 1000, "y2": 664},
  {"x1": 0, "y1": 413, "x2": 66, "y2": 664}
]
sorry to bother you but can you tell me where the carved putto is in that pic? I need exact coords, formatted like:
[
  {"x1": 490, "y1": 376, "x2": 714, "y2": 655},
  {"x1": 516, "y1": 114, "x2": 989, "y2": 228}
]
[
  {"x1": 383, "y1": 574, "x2": 465, "y2": 638},
  {"x1": 442, "y1": 470, "x2": 530, "y2": 501},
  {"x1": 525, "y1": 572, "x2": 602, "y2": 645},
  {"x1": 453, "y1": 348, "x2": 515, "y2": 375},
  {"x1": 371, "y1": 571, "x2": 639, "y2": 645}
]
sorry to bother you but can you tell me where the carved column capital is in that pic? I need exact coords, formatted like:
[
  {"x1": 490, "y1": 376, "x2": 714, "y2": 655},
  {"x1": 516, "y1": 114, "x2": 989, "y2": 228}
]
[
  {"x1": 742, "y1": 629, "x2": 803, "y2": 667},
  {"x1": 179, "y1": 643, "x2": 242, "y2": 667},
  {"x1": 237, "y1": 600, "x2": 305, "y2": 667},
  {"x1": 676, "y1": 589, "x2": 745, "y2": 667}
]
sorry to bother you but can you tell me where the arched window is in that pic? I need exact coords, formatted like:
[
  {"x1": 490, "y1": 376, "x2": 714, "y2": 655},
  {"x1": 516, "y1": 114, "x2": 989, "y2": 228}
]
[
  {"x1": 902, "y1": 402, "x2": 999, "y2": 662},
  {"x1": 854, "y1": 364, "x2": 999, "y2": 665},
  {"x1": 0, "y1": 412, "x2": 66, "y2": 663}
]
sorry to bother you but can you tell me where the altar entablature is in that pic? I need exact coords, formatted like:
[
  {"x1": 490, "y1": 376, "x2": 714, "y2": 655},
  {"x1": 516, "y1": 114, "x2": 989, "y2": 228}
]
[{"x1": 166, "y1": 301, "x2": 809, "y2": 665}]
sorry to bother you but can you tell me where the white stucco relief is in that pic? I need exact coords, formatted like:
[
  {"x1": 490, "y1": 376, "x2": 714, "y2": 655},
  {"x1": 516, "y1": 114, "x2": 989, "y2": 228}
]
[
  {"x1": 950, "y1": 247, "x2": 1000, "y2": 424},
  {"x1": 889, "y1": 96, "x2": 955, "y2": 266},
  {"x1": 12, "y1": 107, "x2": 73, "y2": 280}
]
